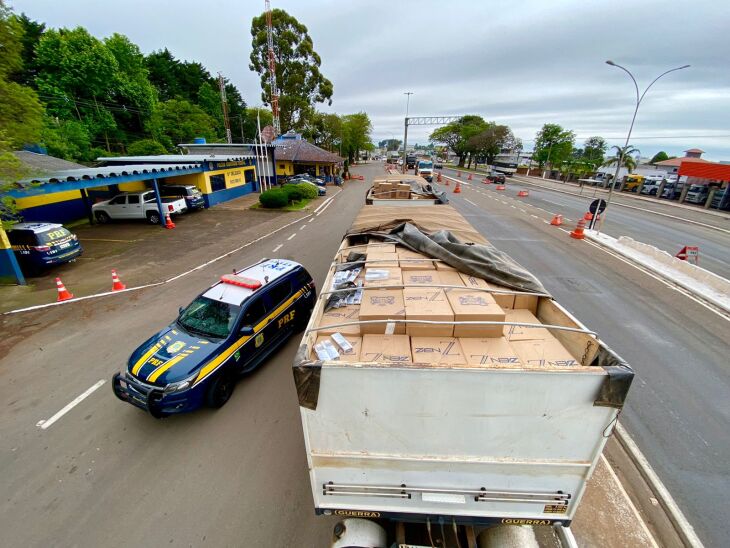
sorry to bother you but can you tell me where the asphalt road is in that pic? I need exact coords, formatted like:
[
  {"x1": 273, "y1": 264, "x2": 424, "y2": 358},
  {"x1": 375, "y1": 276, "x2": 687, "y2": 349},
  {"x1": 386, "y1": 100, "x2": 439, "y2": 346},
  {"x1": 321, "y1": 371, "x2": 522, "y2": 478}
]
[
  {"x1": 442, "y1": 167, "x2": 730, "y2": 279},
  {"x1": 0, "y1": 183, "x2": 368, "y2": 547},
  {"x1": 1, "y1": 163, "x2": 727, "y2": 547},
  {"x1": 439, "y1": 177, "x2": 729, "y2": 548}
]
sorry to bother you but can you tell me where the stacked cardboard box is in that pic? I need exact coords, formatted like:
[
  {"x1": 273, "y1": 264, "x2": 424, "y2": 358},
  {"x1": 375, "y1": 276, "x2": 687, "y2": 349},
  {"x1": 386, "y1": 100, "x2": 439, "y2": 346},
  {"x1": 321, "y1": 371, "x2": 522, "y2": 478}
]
[
  {"x1": 404, "y1": 288, "x2": 453, "y2": 336},
  {"x1": 446, "y1": 289, "x2": 505, "y2": 337},
  {"x1": 411, "y1": 337, "x2": 465, "y2": 365},
  {"x1": 398, "y1": 249, "x2": 435, "y2": 270},
  {"x1": 459, "y1": 337, "x2": 521, "y2": 367},
  {"x1": 364, "y1": 267, "x2": 402, "y2": 287},
  {"x1": 361, "y1": 334, "x2": 412, "y2": 363},
  {"x1": 312, "y1": 334, "x2": 362, "y2": 362},
  {"x1": 359, "y1": 289, "x2": 406, "y2": 334},
  {"x1": 403, "y1": 270, "x2": 441, "y2": 286}
]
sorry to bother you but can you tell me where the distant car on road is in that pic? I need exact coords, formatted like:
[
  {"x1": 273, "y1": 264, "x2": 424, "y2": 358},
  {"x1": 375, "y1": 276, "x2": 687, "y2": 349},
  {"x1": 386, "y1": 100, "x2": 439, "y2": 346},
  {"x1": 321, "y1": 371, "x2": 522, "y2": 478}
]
[
  {"x1": 434, "y1": 160, "x2": 443, "y2": 169},
  {"x1": 7, "y1": 222, "x2": 83, "y2": 275},
  {"x1": 92, "y1": 191, "x2": 187, "y2": 224},
  {"x1": 112, "y1": 259, "x2": 316, "y2": 416},
  {"x1": 485, "y1": 171, "x2": 506, "y2": 184},
  {"x1": 284, "y1": 178, "x2": 326, "y2": 196}
]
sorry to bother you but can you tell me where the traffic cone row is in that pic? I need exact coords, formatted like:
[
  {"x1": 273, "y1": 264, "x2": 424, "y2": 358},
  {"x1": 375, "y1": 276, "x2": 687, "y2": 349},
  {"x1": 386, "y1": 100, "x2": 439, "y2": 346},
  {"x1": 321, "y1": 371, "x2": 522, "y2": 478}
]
[
  {"x1": 570, "y1": 219, "x2": 586, "y2": 240},
  {"x1": 496, "y1": 184, "x2": 506, "y2": 191},
  {"x1": 54, "y1": 268, "x2": 128, "y2": 303},
  {"x1": 550, "y1": 214, "x2": 563, "y2": 226},
  {"x1": 483, "y1": 177, "x2": 490, "y2": 184},
  {"x1": 583, "y1": 211, "x2": 594, "y2": 221},
  {"x1": 453, "y1": 180, "x2": 461, "y2": 193}
]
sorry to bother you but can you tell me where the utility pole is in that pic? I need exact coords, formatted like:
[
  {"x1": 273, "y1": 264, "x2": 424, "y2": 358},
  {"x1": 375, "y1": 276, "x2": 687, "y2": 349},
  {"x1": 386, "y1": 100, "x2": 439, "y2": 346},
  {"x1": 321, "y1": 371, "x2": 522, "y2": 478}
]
[
  {"x1": 402, "y1": 92, "x2": 413, "y2": 173},
  {"x1": 218, "y1": 72, "x2": 232, "y2": 144},
  {"x1": 265, "y1": 0, "x2": 281, "y2": 135}
]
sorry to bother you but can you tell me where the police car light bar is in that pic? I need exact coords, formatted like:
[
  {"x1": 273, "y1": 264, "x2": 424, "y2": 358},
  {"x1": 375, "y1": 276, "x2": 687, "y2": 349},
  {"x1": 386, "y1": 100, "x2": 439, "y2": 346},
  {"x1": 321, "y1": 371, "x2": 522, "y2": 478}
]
[{"x1": 220, "y1": 274, "x2": 262, "y2": 289}]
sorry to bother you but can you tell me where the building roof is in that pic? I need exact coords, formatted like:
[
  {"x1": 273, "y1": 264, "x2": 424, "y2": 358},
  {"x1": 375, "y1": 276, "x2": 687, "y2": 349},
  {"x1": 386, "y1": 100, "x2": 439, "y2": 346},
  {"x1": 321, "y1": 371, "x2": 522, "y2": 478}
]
[
  {"x1": 97, "y1": 154, "x2": 253, "y2": 165},
  {"x1": 684, "y1": 148, "x2": 705, "y2": 153},
  {"x1": 653, "y1": 157, "x2": 710, "y2": 167},
  {"x1": 13, "y1": 150, "x2": 86, "y2": 172},
  {"x1": 274, "y1": 138, "x2": 343, "y2": 164}
]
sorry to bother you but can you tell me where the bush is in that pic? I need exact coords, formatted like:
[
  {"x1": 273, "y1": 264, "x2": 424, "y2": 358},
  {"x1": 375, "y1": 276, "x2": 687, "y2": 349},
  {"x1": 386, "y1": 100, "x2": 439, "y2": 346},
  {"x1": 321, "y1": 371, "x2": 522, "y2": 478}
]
[
  {"x1": 298, "y1": 183, "x2": 319, "y2": 200},
  {"x1": 127, "y1": 139, "x2": 168, "y2": 156},
  {"x1": 282, "y1": 184, "x2": 305, "y2": 203},
  {"x1": 259, "y1": 188, "x2": 288, "y2": 208}
]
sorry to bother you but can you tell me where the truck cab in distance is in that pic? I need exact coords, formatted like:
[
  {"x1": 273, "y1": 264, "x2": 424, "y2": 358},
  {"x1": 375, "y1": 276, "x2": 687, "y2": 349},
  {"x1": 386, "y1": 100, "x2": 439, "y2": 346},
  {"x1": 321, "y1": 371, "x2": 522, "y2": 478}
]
[{"x1": 415, "y1": 160, "x2": 434, "y2": 182}]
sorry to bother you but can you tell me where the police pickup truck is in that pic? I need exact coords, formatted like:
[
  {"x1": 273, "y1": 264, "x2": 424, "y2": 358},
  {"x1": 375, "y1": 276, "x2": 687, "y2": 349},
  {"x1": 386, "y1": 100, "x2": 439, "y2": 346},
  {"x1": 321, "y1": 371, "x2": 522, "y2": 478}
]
[
  {"x1": 113, "y1": 259, "x2": 316, "y2": 416},
  {"x1": 92, "y1": 191, "x2": 187, "y2": 224}
]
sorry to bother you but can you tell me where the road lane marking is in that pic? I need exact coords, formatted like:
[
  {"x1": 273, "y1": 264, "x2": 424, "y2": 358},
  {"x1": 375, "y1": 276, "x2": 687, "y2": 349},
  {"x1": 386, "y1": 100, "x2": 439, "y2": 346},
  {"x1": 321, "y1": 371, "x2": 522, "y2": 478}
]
[
  {"x1": 300, "y1": 225, "x2": 306, "y2": 230},
  {"x1": 287, "y1": 233, "x2": 297, "y2": 240},
  {"x1": 313, "y1": 197, "x2": 333, "y2": 213},
  {"x1": 316, "y1": 197, "x2": 335, "y2": 216},
  {"x1": 465, "y1": 199, "x2": 478, "y2": 206},
  {"x1": 272, "y1": 244, "x2": 283, "y2": 253},
  {"x1": 36, "y1": 380, "x2": 105, "y2": 430},
  {"x1": 308, "y1": 218, "x2": 315, "y2": 223}
]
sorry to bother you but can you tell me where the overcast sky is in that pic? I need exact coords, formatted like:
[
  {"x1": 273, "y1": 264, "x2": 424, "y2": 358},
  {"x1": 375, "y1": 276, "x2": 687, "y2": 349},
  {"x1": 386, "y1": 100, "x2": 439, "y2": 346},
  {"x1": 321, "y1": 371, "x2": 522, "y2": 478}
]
[{"x1": 11, "y1": 0, "x2": 730, "y2": 160}]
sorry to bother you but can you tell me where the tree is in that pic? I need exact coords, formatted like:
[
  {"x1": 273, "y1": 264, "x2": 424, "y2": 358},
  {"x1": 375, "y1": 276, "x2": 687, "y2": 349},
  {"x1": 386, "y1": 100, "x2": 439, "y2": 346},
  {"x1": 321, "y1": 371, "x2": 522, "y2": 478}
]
[
  {"x1": 9, "y1": 13, "x2": 45, "y2": 87},
  {"x1": 378, "y1": 139, "x2": 401, "y2": 151},
  {"x1": 582, "y1": 136, "x2": 607, "y2": 168},
  {"x1": 127, "y1": 139, "x2": 167, "y2": 156},
  {"x1": 602, "y1": 145, "x2": 640, "y2": 174},
  {"x1": 250, "y1": 8, "x2": 333, "y2": 132},
  {"x1": 302, "y1": 111, "x2": 342, "y2": 152},
  {"x1": 41, "y1": 117, "x2": 92, "y2": 161},
  {"x1": 429, "y1": 115, "x2": 487, "y2": 167},
  {"x1": 341, "y1": 112, "x2": 372, "y2": 163},
  {"x1": 467, "y1": 123, "x2": 516, "y2": 165},
  {"x1": 650, "y1": 151, "x2": 670, "y2": 164},
  {"x1": 533, "y1": 124, "x2": 575, "y2": 169},
  {"x1": 145, "y1": 48, "x2": 183, "y2": 101},
  {"x1": 241, "y1": 107, "x2": 274, "y2": 141},
  {"x1": 0, "y1": 2, "x2": 43, "y2": 148},
  {"x1": 148, "y1": 99, "x2": 217, "y2": 146}
]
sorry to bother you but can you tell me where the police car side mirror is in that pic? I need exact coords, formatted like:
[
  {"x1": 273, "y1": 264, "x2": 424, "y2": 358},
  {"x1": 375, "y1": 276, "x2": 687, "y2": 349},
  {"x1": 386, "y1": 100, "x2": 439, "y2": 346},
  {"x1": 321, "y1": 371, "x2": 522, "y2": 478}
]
[
  {"x1": 179, "y1": 306, "x2": 184, "y2": 315},
  {"x1": 240, "y1": 326, "x2": 254, "y2": 336}
]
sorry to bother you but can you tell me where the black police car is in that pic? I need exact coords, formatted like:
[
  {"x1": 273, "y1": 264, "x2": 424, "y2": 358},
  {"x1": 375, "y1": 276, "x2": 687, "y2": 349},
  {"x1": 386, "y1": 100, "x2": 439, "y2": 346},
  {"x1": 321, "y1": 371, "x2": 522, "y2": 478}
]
[
  {"x1": 7, "y1": 222, "x2": 83, "y2": 274},
  {"x1": 161, "y1": 184, "x2": 206, "y2": 210},
  {"x1": 113, "y1": 259, "x2": 316, "y2": 417}
]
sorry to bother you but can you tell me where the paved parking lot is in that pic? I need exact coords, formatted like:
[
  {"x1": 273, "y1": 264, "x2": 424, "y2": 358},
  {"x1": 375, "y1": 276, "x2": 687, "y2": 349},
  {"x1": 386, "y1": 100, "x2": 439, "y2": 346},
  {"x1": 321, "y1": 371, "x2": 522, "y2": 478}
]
[{"x1": 1, "y1": 192, "x2": 330, "y2": 312}]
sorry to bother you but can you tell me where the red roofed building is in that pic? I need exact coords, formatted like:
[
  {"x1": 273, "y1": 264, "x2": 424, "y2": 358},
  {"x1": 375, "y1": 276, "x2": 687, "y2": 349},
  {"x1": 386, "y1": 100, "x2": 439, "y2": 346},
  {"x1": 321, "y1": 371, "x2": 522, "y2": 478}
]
[{"x1": 653, "y1": 148, "x2": 710, "y2": 173}]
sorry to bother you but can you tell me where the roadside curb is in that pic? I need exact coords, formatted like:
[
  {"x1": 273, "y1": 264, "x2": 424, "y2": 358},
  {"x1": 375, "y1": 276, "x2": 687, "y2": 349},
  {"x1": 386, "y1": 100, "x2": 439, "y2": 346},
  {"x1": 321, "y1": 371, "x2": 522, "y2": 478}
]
[
  {"x1": 614, "y1": 424, "x2": 704, "y2": 547},
  {"x1": 584, "y1": 231, "x2": 730, "y2": 315}
]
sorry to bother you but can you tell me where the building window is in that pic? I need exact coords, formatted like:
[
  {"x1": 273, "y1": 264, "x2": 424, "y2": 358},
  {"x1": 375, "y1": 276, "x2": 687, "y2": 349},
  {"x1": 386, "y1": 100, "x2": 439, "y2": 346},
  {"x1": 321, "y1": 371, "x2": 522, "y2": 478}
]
[
  {"x1": 279, "y1": 164, "x2": 286, "y2": 169},
  {"x1": 210, "y1": 174, "x2": 226, "y2": 192},
  {"x1": 245, "y1": 169, "x2": 254, "y2": 183}
]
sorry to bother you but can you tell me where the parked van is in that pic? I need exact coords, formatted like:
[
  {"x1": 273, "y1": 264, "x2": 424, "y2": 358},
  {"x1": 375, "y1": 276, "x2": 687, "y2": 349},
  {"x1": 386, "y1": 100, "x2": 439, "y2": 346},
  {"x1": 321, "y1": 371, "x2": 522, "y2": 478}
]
[{"x1": 623, "y1": 175, "x2": 644, "y2": 192}]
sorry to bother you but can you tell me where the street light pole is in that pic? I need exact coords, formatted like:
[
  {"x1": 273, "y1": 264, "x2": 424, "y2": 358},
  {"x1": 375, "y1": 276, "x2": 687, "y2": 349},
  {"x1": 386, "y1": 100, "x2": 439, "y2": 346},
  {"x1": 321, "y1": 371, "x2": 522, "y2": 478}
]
[
  {"x1": 598, "y1": 61, "x2": 690, "y2": 233},
  {"x1": 402, "y1": 92, "x2": 413, "y2": 174}
]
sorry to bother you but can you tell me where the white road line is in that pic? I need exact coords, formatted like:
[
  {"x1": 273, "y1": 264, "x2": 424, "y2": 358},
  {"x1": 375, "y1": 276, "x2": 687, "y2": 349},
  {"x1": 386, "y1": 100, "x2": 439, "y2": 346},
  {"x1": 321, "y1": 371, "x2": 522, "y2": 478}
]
[
  {"x1": 600, "y1": 454, "x2": 660, "y2": 548},
  {"x1": 313, "y1": 197, "x2": 333, "y2": 214},
  {"x1": 287, "y1": 233, "x2": 297, "y2": 241},
  {"x1": 300, "y1": 225, "x2": 306, "y2": 230},
  {"x1": 530, "y1": 214, "x2": 539, "y2": 219},
  {"x1": 465, "y1": 199, "x2": 478, "y2": 206},
  {"x1": 37, "y1": 380, "x2": 105, "y2": 430},
  {"x1": 272, "y1": 244, "x2": 283, "y2": 253},
  {"x1": 308, "y1": 218, "x2": 315, "y2": 223},
  {"x1": 316, "y1": 196, "x2": 336, "y2": 216}
]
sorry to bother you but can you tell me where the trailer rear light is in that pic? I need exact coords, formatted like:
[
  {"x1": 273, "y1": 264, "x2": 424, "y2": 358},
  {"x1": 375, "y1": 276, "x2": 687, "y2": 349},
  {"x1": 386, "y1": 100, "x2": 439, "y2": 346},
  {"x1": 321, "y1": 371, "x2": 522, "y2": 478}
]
[{"x1": 168, "y1": 204, "x2": 174, "y2": 211}]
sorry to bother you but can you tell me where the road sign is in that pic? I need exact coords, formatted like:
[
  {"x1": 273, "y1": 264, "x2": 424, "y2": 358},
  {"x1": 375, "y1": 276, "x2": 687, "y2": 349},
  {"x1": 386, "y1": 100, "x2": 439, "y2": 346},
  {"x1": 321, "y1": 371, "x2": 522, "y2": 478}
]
[
  {"x1": 676, "y1": 246, "x2": 699, "y2": 265},
  {"x1": 589, "y1": 199, "x2": 607, "y2": 214}
]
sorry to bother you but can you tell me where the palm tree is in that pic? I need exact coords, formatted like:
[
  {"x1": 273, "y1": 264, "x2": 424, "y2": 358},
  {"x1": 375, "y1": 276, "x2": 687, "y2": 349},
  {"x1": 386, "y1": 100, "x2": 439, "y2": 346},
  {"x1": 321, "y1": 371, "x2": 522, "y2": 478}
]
[{"x1": 602, "y1": 145, "x2": 640, "y2": 173}]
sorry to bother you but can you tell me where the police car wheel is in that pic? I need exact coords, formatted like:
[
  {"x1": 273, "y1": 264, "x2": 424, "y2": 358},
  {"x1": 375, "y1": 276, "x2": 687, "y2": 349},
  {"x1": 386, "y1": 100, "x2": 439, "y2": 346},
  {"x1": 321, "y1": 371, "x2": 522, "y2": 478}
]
[{"x1": 206, "y1": 372, "x2": 235, "y2": 408}]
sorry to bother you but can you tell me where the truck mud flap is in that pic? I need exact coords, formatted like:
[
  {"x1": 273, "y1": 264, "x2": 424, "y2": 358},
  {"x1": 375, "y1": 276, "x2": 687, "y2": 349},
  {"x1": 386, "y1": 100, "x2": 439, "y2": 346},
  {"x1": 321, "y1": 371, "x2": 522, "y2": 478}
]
[{"x1": 293, "y1": 344, "x2": 321, "y2": 410}]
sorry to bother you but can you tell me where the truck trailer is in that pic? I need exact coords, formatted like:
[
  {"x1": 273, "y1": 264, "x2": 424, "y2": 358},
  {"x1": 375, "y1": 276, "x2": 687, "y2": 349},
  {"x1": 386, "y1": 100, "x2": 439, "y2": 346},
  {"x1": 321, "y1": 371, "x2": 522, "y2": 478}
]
[{"x1": 293, "y1": 201, "x2": 634, "y2": 547}]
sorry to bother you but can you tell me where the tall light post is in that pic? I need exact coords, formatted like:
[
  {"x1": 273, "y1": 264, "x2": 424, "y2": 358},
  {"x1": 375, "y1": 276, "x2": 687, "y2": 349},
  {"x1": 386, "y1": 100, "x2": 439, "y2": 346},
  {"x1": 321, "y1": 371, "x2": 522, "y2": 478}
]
[
  {"x1": 402, "y1": 92, "x2": 413, "y2": 173},
  {"x1": 598, "y1": 61, "x2": 690, "y2": 232}
]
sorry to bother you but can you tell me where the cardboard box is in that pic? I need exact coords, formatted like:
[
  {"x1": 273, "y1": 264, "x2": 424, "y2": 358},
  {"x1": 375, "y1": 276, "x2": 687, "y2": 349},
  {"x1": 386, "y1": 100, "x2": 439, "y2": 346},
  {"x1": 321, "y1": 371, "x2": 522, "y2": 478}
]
[
  {"x1": 403, "y1": 270, "x2": 441, "y2": 286},
  {"x1": 459, "y1": 273, "x2": 489, "y2": 289},
  {"x1": 361, "y1": 334, "x2": 412, "y2": 363},
  {"x1": 514, "y1": 293, "x2": 539, "y2": 314},
  {"x1": 318, "y1": 305, "x2": 361, "y2": 335},
  {"x1": 365, "y1": 251, "x2": 399, "y2": 268},
  {"x1": 398, "y1": 249, "x2": 435, "y2": 270},
  {"x1": 367, "y1": 243, "x2": 396, "y2": 254},
  {"x1": 459, "y1": 337, "x2": 522, "y2": 367},
  {"x1": 395, "y1": 191, "x2": 410, "y2": 199},
  {"x1": 339, "y1": 245, "x2": 367, "y2": 263},
  {"x1": 364, "y1": 267, "x2": 403, "y2": 288},
  {"x1": 488, "y1": 283, "x2": 516, "y2": 309},
  {"x1": 446, "y1": 289, "x2": 505, "y2": 337},
  {"x1": 312, "y1": 335, "x2": 362, "y2": 362},
  {"x1": 435, "y1": 261, "x2": 457, "y2": 271},
  {"x1": 438, "y1": 270, "x2": 465, "y2": 288},
  {"x1": 503, "y1": 309, "x2": 551, "y2": 341},
  {"x1": 511, "y1": 337, "x2": 578, "y2": 367},
  {"x1": 404, "y1": 288, "x2": 454, "y2": 336},
  {"x1": 359, "y1": 289, "x2": 405, "y2": 334},
  {"x1": 411, "y1": 337, "x2": 466, "y2": 366}
]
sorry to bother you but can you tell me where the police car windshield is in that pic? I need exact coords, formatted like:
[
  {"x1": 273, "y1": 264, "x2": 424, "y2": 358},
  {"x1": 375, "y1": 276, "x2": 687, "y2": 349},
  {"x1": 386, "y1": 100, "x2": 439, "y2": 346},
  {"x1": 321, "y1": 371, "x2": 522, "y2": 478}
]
[{"x1": 177, "y1": 297, "x2": 240, "y2": 339}]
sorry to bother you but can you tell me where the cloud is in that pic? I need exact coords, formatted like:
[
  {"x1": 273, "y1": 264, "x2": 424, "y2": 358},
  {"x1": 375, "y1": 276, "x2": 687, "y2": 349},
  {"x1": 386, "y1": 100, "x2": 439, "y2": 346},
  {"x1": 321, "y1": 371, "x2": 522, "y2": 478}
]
[{"x1": 12, "y1": 0, "x2": 730, "y2": 159}]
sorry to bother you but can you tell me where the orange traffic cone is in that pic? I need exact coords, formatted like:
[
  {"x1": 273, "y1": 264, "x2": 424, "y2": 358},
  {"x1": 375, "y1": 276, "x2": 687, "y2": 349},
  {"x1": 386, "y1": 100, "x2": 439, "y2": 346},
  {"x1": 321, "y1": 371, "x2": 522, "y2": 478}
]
[
  {"x1": 496, "y1": 184, "x2": 506, "y2": 191},
  {"x1": 570, "y1": 219, "x2": 586, "y2": 240},
  {"x1": 437, "y1": 172, "x2": 442, "y2": 183},
  {"x1": 483, "y1": 177, "x2": 490, "y2": 184},
  {"x1": 164, "y1": 213, "x2": 176, "y2": 229},
  {"x1": 583, "y1": 211, "x2": 593, "y2": 221},
  {"x1": 55, "y1": 277, "x2": 74, "y2": 302},
  {"x1": 468, "y1": 173, "x2": 473, "y2": 181},
  {"x1": 445, "y1": 177, "x2": 450, "y2": 186},
  {"x1": 517, "y1": 190, "x2": 529, "y2": 197},
  {"x1": 454, "y1": 180, "x2": 461, "y2": 193},
  {"x1": 456, "y1": 170, "x2": 461, "y2": 177},
  {"x1": 550, "y1": 214, "x2": 563, "y2": 226},
  {"x1": 111, "y1": 269, "x2": 126, "y2": 291}
]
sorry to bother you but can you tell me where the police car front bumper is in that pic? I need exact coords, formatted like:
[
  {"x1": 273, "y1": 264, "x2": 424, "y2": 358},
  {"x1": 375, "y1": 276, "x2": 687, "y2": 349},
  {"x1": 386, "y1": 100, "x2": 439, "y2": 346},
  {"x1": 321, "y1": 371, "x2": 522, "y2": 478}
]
[{"x1": 113, "y1": 372, "x2": 199, "y2": 417}]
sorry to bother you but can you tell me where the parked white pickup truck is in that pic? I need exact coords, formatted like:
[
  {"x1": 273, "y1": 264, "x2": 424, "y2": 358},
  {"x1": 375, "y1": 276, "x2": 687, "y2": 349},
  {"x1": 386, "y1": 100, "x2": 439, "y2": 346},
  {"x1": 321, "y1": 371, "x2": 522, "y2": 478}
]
[{"x1": 92, "y1": 191, "x2": 187, "y2": 224}]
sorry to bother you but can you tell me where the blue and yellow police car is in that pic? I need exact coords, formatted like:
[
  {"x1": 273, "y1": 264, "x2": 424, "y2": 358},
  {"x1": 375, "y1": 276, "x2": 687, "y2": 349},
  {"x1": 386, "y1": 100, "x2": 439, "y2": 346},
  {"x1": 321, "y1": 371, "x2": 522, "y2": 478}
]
[
  {"x1": 7, "y1": 222, "x2": 83, "y2": 274},
  {"x1": 113, "y1": 258, "x2": 316, "y2": 417}
]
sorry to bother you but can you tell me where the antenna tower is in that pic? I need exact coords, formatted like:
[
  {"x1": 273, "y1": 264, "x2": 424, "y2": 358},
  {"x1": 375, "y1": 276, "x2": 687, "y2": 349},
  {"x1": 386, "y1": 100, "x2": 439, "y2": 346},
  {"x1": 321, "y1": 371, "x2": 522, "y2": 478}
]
[
  {"x1": 218, "y1": 72, "x2": 232, "y2": 143},
  {"x1": 265, "y1": 0, "x2": 281, "y2": 135}
]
